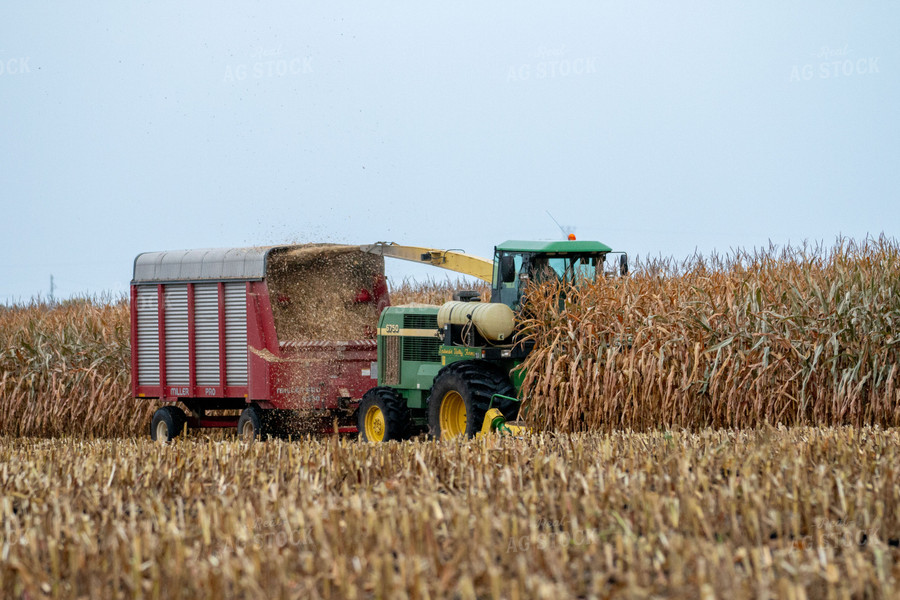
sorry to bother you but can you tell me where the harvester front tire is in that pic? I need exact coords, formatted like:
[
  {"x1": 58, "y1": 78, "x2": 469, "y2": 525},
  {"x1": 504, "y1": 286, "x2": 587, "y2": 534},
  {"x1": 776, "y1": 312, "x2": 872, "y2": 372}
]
[
  {"x1": 357, "y1": 387, "x2": 410, "y2": 442},
  {"x1": 238, "y1": 404, "x2": 268, "y2": 442},
  {"x1": 427, "y1": 361, "x2": 517, "y2": 440},
  {"x1": 150, "y1": 406, "x2": 188, "y2": 442}
]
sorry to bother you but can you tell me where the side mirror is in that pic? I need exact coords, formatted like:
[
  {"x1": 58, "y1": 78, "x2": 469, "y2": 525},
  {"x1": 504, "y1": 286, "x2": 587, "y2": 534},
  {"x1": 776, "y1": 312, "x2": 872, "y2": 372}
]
[
  {"x1": 619, "y1": 254, "x2": 629, "y2": 276},
  {"x1": 499, "y1": 255, "x2": 516, "y2": 283}
]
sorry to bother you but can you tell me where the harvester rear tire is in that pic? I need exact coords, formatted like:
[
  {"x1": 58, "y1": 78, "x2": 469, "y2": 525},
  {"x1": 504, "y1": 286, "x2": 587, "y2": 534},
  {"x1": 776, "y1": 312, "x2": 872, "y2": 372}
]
[
  {"x1": 150, "y1": 406, "x2": 188, "y2": 442},
  {"x1": 357, "y1": 387, "x2": 410, "y2": 442},
  {"x1": 427, "y1": 361, "x2": 518, "y2": 440},
  {"x1": 238, "y1": 404, "x2": 268, "y2": 442}
]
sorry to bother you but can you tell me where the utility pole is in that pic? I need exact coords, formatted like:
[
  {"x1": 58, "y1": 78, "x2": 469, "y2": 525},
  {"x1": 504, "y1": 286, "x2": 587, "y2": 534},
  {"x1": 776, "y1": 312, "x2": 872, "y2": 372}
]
[{"x1": 49, "y1": 275, "x2": 55, "y2": 304}]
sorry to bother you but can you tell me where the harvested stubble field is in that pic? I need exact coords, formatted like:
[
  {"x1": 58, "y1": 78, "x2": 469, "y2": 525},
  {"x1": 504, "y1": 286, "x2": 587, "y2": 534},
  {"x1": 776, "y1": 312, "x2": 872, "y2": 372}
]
[{"x1": 3, "y1": 428, "x2": 900, "y2": 598}]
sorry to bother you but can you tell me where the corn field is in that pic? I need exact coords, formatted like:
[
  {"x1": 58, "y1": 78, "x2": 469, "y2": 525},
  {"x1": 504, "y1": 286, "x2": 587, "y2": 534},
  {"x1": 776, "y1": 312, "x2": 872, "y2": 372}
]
[
  {"x1": 0, "y1": 298, "x2": 151, "y2": 437},
  {"x1": 518, "y1": 237, "x2": 900, "y2": 432},
  {"x1": 3, "y1": 428, "x2": 900, "y2": 598}
]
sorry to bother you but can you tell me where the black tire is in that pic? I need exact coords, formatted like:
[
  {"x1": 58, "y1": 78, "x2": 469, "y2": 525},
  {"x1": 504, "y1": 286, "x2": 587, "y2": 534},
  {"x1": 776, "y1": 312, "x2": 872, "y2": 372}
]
[
  {"x1": 427, "y1": 361, "x2": 518, "y2": 440},
  {"x1": 357, "y1": 387, "x2": 410, "y2": 442},
  {"x1": 238, "y1": 404, "x2": 268, "y2": 442},
  {"x1": 150, "y1": 405, "x2": 188, "y2": 442}
]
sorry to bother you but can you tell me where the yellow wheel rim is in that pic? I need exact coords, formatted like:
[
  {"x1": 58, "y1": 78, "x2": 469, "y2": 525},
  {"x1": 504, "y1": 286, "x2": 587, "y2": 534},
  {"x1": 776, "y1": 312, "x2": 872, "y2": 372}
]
[
  {"x1": 364, "y1": 404, "x2": 386, "y2": 442},
  {"x1": 439, "y1": 390, "x2": 467, "y2": 439}
]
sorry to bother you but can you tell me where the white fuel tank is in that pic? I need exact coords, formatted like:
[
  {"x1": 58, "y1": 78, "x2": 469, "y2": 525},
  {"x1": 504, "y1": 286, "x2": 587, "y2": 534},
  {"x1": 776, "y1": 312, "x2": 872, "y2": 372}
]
[{"x1": 437, "y1": 301, "x2": 516, "y2": 342}]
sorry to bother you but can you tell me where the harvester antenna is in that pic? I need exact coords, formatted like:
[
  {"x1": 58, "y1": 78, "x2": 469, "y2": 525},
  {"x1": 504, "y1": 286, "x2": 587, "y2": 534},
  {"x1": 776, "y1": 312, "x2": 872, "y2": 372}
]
[{"x1": 546, "y1": 211, "x2": 576, "y2": 240}]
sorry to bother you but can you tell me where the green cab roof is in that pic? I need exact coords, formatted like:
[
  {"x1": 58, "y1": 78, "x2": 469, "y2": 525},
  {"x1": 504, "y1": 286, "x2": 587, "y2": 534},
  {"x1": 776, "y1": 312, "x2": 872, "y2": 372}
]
[{"x1": 495, "y1": 239, "x2": 613, "y2": 253}]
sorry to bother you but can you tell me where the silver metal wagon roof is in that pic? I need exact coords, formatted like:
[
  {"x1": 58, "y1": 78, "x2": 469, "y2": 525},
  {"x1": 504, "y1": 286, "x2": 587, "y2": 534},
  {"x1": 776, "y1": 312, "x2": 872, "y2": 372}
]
[{"x1": 132, "y1": 246, "x2": 281, "y2": 283}]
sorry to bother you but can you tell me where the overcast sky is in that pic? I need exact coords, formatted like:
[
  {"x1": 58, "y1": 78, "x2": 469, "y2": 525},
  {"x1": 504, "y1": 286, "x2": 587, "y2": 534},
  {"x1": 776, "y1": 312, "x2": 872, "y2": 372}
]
[{"x1": 2, "y1": 2, "x2": 897, "y2": 302}]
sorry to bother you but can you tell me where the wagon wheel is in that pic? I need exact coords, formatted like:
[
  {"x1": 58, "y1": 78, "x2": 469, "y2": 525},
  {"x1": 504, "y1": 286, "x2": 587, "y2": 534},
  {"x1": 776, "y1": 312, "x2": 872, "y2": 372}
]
[
  {"x1": 237, "y1": 404, "x2": 268, "y2": 442},
  {"x1": 150, "y1": 406, "x2": 188, "y2": 442}
]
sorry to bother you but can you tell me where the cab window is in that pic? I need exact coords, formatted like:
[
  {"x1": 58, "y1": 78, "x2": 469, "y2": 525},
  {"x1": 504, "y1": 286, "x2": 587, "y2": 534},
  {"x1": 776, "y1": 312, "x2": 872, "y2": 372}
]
[{"x1": 532, "y1": 255, "x2": 600, "y2": 284}]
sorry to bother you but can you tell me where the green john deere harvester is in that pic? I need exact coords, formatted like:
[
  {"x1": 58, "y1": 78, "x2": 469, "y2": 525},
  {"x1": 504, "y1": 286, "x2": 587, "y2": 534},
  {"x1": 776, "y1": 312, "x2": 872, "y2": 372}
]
[{"x1": 356, "y1": 238, "x2": 626, "y2": 441}]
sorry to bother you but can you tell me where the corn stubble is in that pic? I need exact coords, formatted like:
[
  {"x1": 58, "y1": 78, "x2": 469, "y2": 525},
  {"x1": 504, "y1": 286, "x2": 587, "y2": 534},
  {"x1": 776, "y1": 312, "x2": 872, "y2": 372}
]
[
  {"x1": 518, "y1": 237, "x2": 900, "y2": 432},
  {"x1": 2, "y1": 428, "x2": 899, "y2": 598}
]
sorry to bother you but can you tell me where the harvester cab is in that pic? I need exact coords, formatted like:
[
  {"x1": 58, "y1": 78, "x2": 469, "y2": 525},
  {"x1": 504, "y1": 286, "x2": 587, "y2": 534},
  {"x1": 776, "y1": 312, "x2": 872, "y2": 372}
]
[
  {"x1": 358, "y1": 238, "x2": 626, "y2": 442},
  {"x1": 490, "y1": 240, "x2": 622, "y2": 310}
]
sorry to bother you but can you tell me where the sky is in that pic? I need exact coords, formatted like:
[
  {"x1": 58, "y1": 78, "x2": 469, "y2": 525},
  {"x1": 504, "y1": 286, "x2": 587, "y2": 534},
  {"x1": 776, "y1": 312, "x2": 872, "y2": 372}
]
[{"x1": 1, "y1": 2, "x2": 897, "y2": 302}]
